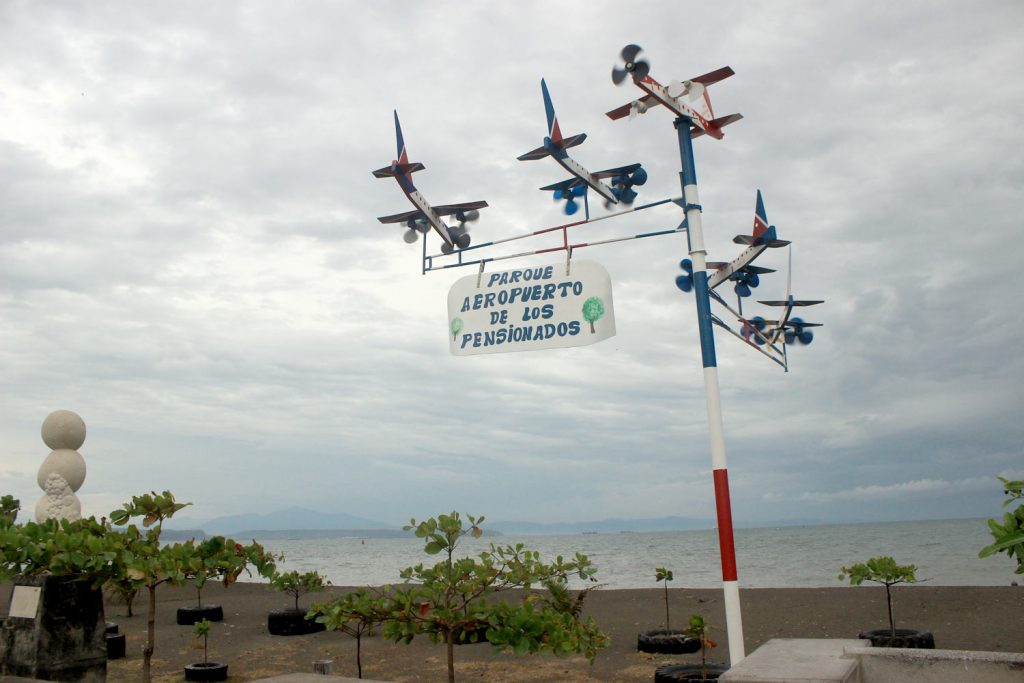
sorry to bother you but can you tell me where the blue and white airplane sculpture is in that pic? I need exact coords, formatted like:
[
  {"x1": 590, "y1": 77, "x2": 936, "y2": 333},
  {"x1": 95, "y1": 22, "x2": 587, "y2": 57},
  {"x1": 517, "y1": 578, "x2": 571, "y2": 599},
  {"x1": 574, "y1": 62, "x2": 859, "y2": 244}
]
[
  {"x1": 373, "y1": 111, "x2": 488, "y2": 254},
  {"x1": 518, "y1": 79, "x2": 647, "y2": 215}
]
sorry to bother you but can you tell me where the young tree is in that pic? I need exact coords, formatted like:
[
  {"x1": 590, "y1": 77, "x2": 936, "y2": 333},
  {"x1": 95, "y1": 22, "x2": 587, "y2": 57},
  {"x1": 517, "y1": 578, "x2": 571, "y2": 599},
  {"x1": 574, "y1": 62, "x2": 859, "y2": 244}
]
[
  {"x1": 656, "y1": 566, "x2": 674, "y2": 630},
  {"x1": 838, "y1": 556, "x2": 919, "y2": 637},
  {"x1": 684, "y1": 614, "x2": 718, "y2": 680},
  {"x1": 108, "y1": 491, "x2": 277, "y2": 683},
  {"x1": 311, "y1": 588, "x2": 384, "y2": 679},
  {"x1": 376, "y1": 512, "x2": 607, "y2": 683},
  {"x1": 979, "y1": 476, "x2": 1024, "y2": 575},
  {"x1": 270, "y1": 569, "x2": 329, "y2": 611}
]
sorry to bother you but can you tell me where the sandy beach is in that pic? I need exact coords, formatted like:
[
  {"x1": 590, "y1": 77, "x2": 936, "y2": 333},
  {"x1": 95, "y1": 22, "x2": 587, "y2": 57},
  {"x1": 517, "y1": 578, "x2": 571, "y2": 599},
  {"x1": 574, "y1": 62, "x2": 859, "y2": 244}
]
[{"x1": 7, "y1": 581, "x2": 1016, "y2": 682}]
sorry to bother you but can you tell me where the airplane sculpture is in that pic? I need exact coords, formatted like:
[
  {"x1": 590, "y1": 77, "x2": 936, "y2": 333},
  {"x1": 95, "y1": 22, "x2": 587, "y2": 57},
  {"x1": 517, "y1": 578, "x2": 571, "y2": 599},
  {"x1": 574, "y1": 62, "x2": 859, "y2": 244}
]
[
  {"x1": 606, "y1": 44, "x2": 742, "y2": 140},
  {"x1": 518, "y1": 79, "x2": 648, "y2": 215},
  {"x1": 373, "y1": 111, "x2": 488, "y2": 254},
  {"x1": 739, "y1": 242, "x2": 823, "y2": 348}
]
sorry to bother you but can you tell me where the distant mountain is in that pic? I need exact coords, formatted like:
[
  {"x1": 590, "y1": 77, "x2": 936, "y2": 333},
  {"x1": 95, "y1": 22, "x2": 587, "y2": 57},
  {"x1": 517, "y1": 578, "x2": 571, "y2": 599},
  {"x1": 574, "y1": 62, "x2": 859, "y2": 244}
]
[
  {"x1": 195, "y1": 507, "x2": 395, "y2": 535},
  {"x1": 489, "y1": 516, "x2": 714, "y2": 535}
]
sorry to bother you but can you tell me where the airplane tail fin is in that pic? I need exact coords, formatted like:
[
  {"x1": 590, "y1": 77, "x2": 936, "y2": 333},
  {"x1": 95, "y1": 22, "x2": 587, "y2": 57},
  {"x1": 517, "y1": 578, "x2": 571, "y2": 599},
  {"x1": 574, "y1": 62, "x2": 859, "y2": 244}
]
[
  {"x1": 732, "y1": 190, "x2": 791, "y2": 247},
  {"x1": 372, "y1": 110, "x2": 426, "y2": 177},
  {"x1": 519, "y1": 80, "x2": 588, "y2": 160}
]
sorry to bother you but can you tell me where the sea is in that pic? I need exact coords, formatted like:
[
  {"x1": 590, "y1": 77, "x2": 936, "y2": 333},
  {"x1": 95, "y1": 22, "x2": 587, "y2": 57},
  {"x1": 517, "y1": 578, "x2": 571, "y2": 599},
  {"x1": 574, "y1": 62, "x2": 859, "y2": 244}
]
[{"x1": 250, "y1": 518, "x2": 1018, "y2": 589}]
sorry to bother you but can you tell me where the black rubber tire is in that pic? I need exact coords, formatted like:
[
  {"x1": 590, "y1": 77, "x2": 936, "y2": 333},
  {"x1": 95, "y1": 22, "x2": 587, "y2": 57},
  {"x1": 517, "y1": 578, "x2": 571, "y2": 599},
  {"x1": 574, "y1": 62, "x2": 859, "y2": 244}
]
[
  {"x1": 105, "y1": 621, "x2": 120, "y2": 634},
  {"x1": 177, "y1": 604, "x2": 224, "y2": 625},
  {"x1": 654, "y1": 663, "x2": 729, "y2": 682},
  {"x1": 267, "y1": 608, "x2": 326, "y2": 636},
  {"x1": 184, "y1": 662, "x2": 229, "y2": 682},
  {"x1": 637, "y1": 629, "x2": 701, "y2": 654},
  {"x1": 105, "y1": 632, "x2": 126, "y2": 660},
  {"x1": 858, "y1": 628, "x2": 935, "y2": 649}
]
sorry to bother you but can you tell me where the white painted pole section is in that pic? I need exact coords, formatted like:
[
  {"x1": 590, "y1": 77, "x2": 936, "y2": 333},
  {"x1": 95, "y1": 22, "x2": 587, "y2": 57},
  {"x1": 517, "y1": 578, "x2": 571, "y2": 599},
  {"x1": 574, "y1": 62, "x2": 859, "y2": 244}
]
[
  {"x1": 702, "y1": 367, "x2": 728, "y2": 471},
  {"x1": 723, "y1": 580, "x2": 744, "y2": 659}
]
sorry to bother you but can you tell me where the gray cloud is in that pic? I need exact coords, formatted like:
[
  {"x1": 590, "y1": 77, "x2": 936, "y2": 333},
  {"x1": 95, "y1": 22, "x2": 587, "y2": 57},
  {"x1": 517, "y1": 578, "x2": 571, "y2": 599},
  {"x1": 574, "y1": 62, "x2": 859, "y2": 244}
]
[{"x1": 1, "y1": 1, "x2": 1021, "y2": 530}]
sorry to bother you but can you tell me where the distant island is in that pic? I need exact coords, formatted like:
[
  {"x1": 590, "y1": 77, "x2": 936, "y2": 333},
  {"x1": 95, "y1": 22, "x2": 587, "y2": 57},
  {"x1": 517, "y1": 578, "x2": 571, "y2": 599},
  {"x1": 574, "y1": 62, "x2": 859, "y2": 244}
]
[{"x1": 164, "y1": 506, "x2": 822, "y2": 539}]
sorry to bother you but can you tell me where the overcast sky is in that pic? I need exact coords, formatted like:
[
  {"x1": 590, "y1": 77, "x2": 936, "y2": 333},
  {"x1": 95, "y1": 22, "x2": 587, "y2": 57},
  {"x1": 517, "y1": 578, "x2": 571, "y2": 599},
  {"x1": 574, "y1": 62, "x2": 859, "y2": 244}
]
[{"x1": 2, "y1": 1, "x2": 1022, "y2": 530}]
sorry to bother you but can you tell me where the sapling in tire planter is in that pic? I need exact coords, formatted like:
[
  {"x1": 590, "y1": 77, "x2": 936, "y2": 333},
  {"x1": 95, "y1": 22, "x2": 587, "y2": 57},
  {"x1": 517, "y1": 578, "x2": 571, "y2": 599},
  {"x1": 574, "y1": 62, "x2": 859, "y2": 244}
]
[
  {"x1": 268, "y1": 569, "x2": 329, "y2": 636},
  {"x1": 638, "y1": 567, "x2": 700, "y2": 654},
  {"x1": 177, "y1": 536, "x2": 242, "y2": 625},
  {"x1": 838, "y1": 556, "x2": 934, "y2": 649},
  {"x1": 653, "y1": 614, "x2": 726, "y2": 682},
  {"x1": 184, "y1": 618, "x2": 228, "y2": 682}
]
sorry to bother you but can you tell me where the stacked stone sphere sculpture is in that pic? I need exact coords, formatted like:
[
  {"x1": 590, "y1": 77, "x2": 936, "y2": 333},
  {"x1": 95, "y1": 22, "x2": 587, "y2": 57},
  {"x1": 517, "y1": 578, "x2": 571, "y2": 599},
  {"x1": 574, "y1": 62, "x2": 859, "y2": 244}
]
[{"x1": 35, "y1": 410, "x2": 87, "y2": 522}]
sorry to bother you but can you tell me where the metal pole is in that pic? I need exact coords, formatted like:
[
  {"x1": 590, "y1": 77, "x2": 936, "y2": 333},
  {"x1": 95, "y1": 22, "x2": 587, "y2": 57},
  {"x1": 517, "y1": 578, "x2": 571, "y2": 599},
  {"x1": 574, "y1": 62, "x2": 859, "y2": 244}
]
[{"x1": 673, "y1": 116, "x2": 745, "y2": 664}]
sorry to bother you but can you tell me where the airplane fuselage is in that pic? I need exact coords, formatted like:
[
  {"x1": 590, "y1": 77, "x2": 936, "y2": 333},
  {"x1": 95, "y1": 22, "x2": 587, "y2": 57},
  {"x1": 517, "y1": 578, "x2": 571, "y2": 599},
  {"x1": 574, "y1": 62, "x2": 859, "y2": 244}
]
[
  {"x1": 633, "y1": 75, "x2": 722, "y2": 139},
  {"x1": 395, "y1": 168, "x2": 453, "y2": 247},
  {"x1": 545, "y1": 140, "x2": 620, "y2": 204}
]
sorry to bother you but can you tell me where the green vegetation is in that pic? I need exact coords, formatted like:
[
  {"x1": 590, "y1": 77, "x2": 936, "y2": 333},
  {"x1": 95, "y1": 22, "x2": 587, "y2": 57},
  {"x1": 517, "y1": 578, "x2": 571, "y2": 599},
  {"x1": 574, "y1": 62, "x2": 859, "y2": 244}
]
[
  {"x1": 270, "y1": 569, "x2": 329, "y2": 610},
  {"x1": 0, "y1": 495, "x2": 19, "y2": 523},
  {"x1": 193, "y1": 618, "x2": 212, "y2": 665},
  {"x1": 979, "y1": 476, "x2": 1024, "y2": 575},
  {"x1": 655, "y1": 565, "x2": 671, "y2": 630},
  {"x1": 684, "y1": 614, "x2": 718, "y2": 680},
  {"x1": 311, "y1": 511, "x2": 607, "y2": 683},
  {"x1": 0, "y1": 490, "x2": 276, "y2": 683},
  {"x1": 839, "y1": 555, "x2": 919, "y2": 637},
  {"x1": 310, "y1": 588, "x2": 382, "y2": 679}
]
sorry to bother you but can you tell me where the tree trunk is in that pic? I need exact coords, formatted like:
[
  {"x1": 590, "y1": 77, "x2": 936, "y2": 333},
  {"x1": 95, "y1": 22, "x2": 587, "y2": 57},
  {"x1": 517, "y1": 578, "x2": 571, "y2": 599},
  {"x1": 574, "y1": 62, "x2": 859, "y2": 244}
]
[
  {"x1": 446, "y1": 628, "x2": 455, "y2": 683},
  {"x1": 885, "y1": 583, "x2": 895, "y2": 637},
  {"x1": 144, "y1": 584, "x2": 157, "y2": 683},
  {"x1": 356, "y1": 633, "x2": 362, "y2": 679},
  {"x1": 663, "y1": 582, "x2": 670, "y2": 630}
]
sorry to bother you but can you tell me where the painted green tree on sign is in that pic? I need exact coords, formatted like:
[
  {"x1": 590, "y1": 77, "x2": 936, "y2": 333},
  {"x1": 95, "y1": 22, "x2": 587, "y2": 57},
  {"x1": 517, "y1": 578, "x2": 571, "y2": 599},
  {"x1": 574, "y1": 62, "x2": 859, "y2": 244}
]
[
  {"x1": 450, "y1": 317, "x2": 464, "y2": 340},
  {"x1": 581, "y1": 297, "x2": 605, "y2": 333}
]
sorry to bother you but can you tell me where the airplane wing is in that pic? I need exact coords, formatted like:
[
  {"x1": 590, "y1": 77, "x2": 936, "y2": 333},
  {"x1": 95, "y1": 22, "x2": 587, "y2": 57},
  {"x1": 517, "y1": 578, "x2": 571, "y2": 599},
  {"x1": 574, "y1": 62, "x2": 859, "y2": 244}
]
[
  {"x1": 732, "y1": 233, "x2": 791, "y2": 247},
  {"x1": 540, "y1": 178, "x2": 585, "y2": 193},
  {"x1": 691, "y1": 66, "x2": 735, "y2": 86},
  {"x1": 592, "y1": 163, "x2": 642, "y2": 179},
  {"x1": 431, "y1": 200, "x2": 489, "y2": 217},
  {"x1": 518, "y1": 145, "x2": 549, "y2": 161},
  {"x1": 377, "y1": 209, "x2": 424, "y2": 224},
  {"x1": 691, "y1": 113, "x2": 744, "y2": 140},
  {"x1": 372, "y1": 162, "x2": 426, "y2": 178},
  {"x1": 757, "y1": 300, "x2": 824, "y2": 307},
  {"x1": 606, "y1": 95, "x2": 657, "y2": 120}
]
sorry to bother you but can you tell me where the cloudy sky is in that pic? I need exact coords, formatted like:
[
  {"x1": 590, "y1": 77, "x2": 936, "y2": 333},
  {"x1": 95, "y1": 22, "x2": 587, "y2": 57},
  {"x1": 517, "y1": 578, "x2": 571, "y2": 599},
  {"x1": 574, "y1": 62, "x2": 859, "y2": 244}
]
[{"x1": 2, "y1": 1, "x2": 1021, "y2": 530}]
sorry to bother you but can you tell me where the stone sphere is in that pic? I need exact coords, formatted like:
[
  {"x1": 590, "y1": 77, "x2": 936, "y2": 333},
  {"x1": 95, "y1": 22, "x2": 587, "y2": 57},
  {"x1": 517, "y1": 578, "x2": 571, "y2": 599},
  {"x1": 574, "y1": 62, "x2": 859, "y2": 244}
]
[
  {"x1": 37, "y1": 449, "x2": 86, "y2": 492},
  {"x1": 35, "y1": 489, "x2": 82, "y2": 523},
  {"x1": 41, "y1": 410, "x2": 86, "y2": 451}
]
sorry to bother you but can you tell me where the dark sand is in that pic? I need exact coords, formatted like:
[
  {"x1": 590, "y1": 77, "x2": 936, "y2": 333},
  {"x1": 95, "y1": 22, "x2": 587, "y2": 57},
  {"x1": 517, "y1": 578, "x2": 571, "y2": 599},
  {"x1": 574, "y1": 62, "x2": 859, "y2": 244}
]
[{"x1": 5, "y1": 582, "x2": 1023, "y2": 681}]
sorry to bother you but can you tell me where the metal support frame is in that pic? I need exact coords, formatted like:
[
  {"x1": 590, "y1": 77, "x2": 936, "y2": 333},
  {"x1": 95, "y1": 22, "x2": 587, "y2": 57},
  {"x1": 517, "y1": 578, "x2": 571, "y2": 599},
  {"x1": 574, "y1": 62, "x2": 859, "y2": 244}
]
[{"x1": 674, "y1": 116, "x2": 745, "y2": 664}]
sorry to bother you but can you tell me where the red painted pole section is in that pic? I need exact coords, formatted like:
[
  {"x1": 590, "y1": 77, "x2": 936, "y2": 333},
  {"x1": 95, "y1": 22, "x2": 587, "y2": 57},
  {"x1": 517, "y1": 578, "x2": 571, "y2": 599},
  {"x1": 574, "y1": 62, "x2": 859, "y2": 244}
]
[{"x1": 713, "y1": 468, "x2": 738, "y2": 582}]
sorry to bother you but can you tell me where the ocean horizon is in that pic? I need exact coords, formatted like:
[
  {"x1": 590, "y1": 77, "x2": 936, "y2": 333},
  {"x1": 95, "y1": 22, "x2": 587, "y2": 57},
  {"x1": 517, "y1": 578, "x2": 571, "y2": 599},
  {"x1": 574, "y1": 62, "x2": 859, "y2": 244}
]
[{"x1": 249, "y1": 517, "x2": 1016, "y2": 590}]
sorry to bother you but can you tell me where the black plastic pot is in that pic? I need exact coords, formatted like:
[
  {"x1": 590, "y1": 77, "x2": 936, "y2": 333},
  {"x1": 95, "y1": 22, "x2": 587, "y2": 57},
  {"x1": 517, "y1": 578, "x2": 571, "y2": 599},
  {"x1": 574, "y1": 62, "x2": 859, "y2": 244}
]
[
  {"x1": 858, "y1": 628, "x2": 935, "y2": 649},
  {"x1": 184, "y1": 661, "x2": 228, "y2": 682},
  {"x1": 654, "y1": 662, "x2": 729, "y2": 682},
  {"x1": 637, "y1": 628, "x2": 701, "y2": 654},
  {"x1": 106, "y1": 632, "x2": 126, "y2": 660},
  {"x1": 267, "y1": 608, "x2": 325, "y2": 636},
  {"x1": 105, "y1": 621, "x2": 120, "y2": 635}
]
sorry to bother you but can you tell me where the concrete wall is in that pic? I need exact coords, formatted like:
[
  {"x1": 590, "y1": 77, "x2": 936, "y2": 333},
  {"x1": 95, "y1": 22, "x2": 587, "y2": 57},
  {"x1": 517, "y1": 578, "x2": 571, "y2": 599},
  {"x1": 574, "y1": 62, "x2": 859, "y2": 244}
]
[{"x1": 846, "y1": 646, "x2": 1024, "y2": 683}]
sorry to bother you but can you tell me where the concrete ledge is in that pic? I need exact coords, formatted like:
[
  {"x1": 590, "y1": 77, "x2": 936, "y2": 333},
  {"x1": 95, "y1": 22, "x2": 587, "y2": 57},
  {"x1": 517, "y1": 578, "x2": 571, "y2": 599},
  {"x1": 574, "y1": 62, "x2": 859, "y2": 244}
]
[
  {"x1": 250, "y1": 675, "x2": 392, "y2": 682},
  {"x1": 845, "y1": 646, "x2": 1024, "y2": 683},
  {"x1": 720, "y1": 638, "x2": 863, "y2": 683}
]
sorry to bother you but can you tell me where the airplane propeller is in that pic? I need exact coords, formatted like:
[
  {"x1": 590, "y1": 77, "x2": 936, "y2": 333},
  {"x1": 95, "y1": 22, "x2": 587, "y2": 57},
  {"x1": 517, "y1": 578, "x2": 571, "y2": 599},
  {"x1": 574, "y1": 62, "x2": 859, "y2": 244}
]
[
  {"x1": 608, "y1": 167, "x2": 647, "y2": 205},
  {"x1": 784, "y1": 317, "x2": 818, "y2": 345},
  {"x1": 612, "y1": 44, "x2": 650, "y2": 85},
  {"x1": 443, "y1": 209, "x2": 480, "y2": 249},
  {"x1": 553, "y1": 184, "x2": 587, "y2": 215},
  {"x1": 402, "y1": 217, "x2": 430, "y2": 244},
  {"x1": 742, "y1": 316, "x2": 768, "y2": 345},
  {"x1": 675, "y1": 258, "x2": 694, "y2": 292}
]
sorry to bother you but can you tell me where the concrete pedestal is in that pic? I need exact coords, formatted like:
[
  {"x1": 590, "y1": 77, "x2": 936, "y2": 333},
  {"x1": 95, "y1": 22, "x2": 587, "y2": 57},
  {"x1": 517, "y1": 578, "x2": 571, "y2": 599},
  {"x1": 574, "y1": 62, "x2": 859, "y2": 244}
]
[{"x1": 0, "y1": 575, "x2": 106, "y2": 682}]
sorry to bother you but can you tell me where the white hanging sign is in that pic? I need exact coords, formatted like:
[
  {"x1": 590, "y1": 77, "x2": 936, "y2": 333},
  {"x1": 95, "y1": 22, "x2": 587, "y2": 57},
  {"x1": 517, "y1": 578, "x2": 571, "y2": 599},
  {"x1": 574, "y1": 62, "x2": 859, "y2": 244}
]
[{"x1": 446, "y1": 260, "x2": 616, "y2": 355}]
